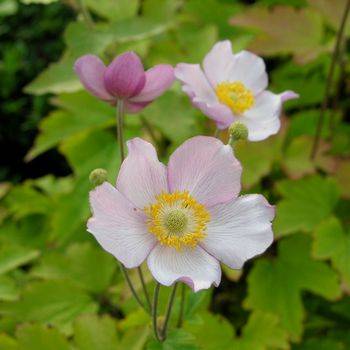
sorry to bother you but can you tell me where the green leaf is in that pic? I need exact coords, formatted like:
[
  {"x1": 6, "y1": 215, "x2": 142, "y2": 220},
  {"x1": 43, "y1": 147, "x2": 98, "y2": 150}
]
[
  {"x1": 73, "y1": 314, "x2": 120, "y2": 350},
  {"x1": 274, "y1": 176, "x2": 339, "y2": 237},
  {"x1": 175, "y1": 24, "x2": 218, "y2": 63},
  {"x1": 233, "y1": 311, "x2": 289, "y2": 350},
  {"x1": 147, "y1": 329, "x2": 198, "y2": 350},
  {"x1": 271, "y1": 58, "x2": 328, "y2": 108},
  {"x1": 282, "y1": 136, "x2": 335, "y2": 179},
  {"x1": 143, "y1": 0, "x2": 181, "y2": 21},
  {"x1": 15, "y1": 324, "x2": 70, "y2": 350},
  {"x1": 48, "y1": 177, "x2": 91, "y2": 246},
  {"x1": 119, "y1": 326, "x2": 149, "y2": 350},
  {"x1": 234, "y1": 132, "x2": 283, "y2": 189},
  {"x1": 26, "y1": 92, "x2": 114, "y2": 161},
  {"x1": 0, "y1": 243, "x2": 39, "y2": 275},
  {"x1": 0, "y1": 333, "x2": 18, "y2": 350},
  {"x1": 59, "y1": 130, "x2": 119, "y2": 179},
  {"x1": 334, "y1": 160, "x2": 350, "y2": 199},
  {"x1": 0, "y1": 275, "x2": 19, "y2": 301},
  {"x1": 244, "y1": 234, "x2": 341, "y2": 340},
  {"x1": 31, "y1": 242, "x2": 116, "y2": 294},
  {"x1": 313, "y1": 217, "x2": 350, "y2": 289},
  {"x1": 141, "y1": 91, "x2": 202, "y2": 146},
  {"x1": 0, "y1": 280, "x2": 97, "y2": 334},
  {"x1": 185, "y1": 312, "x2": 234, "y2": 350},
  {"x1": 5, "y1": 184, "x2": 51, "y2": 219},
  {"x1": 0, "y1": 0, "x2": 17, "y2": 17},
  {"x1": 293, "y1": 338, "x2": 344, "y2": 350},
  {"x1": 85, "y1": 0, "x2": 139, "y2": 21}
]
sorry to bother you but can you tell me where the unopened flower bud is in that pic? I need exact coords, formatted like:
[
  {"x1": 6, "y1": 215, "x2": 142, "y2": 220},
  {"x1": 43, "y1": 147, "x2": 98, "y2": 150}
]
[
  {"x1": 89, "y1": 168, "x2": 108, "y2": 186},
  {"x1": 228, "y1": 122, "x2": 248, "y2": 142}
]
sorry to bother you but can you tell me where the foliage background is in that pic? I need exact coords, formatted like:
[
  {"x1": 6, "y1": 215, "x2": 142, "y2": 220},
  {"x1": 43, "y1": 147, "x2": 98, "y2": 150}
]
[{"x1": 0, "y1": 0, "x2": 349, "y2": 349}]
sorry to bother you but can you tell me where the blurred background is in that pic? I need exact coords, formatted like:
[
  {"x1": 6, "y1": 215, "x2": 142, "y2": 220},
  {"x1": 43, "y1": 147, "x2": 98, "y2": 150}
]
[{"x1": 0, "y1": 0, "x2": 349, "y2": 349}]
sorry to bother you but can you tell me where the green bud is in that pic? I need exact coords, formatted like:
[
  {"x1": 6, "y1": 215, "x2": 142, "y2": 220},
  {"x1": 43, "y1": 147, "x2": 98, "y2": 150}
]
[
  {"x1": 89, "y1": 168, "x2": 108, "y2": 187},
  {"x1": 228, "y1": 122, "x2": 248, "y2": 142}
]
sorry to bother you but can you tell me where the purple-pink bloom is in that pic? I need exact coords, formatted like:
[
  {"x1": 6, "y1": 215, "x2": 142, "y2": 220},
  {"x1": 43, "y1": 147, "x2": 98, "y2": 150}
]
[
  {"x1": 174, "y1": 40, "x2": 299, "y2": 141},
  {"x1": 74, "y1": 52, "x2": 174, "y2": 113},
  {"x1": 87, "y1": 136, "x2": 274, "y2": 292}
]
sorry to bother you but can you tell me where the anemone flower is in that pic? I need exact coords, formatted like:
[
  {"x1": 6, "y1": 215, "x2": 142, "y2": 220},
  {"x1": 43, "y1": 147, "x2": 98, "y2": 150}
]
[
  {"x1": 175, "y1": 40, "x2": 298, "y2": 141},
  {"x1": 87, "y1": 136, "x2": 274, "y2": 292},
  {"x1": 74, "y1": 52, "x2": 174, "y2": 113}
]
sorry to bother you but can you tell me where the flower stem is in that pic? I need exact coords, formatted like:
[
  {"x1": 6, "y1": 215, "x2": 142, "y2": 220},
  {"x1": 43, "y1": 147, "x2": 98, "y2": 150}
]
[
  {"x1": 152, "y1": 283, "x2": 162, "y2": 342},
  {"x1": 117, "y1": 100, "x2": 125, "y2": 162},
  {"x1": 177, "y1": 283, "x2": 186, "y2": 328},
  {"x1": 310, "y1": 0, "x2": 350, "y2": 159},
  {"x1": 116, "y1": 100, "x2": 149, "y2": 314},
  {"x1": 120, "y1": 265, "x2": 147, "y2": 312},
  {"x1": 161, "y1": 283, "x2": 178, "y2": 340},
  {"x1": 137, "y1": 266, "x2": 151, "y2": 312}
]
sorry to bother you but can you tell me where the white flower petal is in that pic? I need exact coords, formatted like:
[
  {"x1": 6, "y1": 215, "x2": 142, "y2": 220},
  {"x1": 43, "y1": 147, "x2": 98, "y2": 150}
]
[
  {"x1": 174, "y1": 63, "x2": 217, "y2": 104},
  {"x1": 229, "y1": 51, "x2": 268, "y2": 94},
  {"x1": 240, "y1": 90, "x2": 282, "y2": 141},
  {"x1": 201, "y1": 194, "x2": 274, "y2": 269},
  {"x1": 116, "y1": 138, "x2": 168, "y2": 209},
  {"x1": 87, "y1": 182, "x2": 156, "y2": 269},
  {"x1": 147, "y1": 245, "x2": 221, "y2": 292},
  {"x1": 203, "y1": 40, "x2": 236, "y2": 87}
]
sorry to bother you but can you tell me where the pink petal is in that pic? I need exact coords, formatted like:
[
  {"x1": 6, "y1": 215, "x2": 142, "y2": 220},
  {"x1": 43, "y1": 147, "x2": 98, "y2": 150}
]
[
  {"x1": 87, "y1": 182, "x2": 156, "y2": 268},
  {"x1": 168, "y1": 136, "x2": 242, "y2": 207},
  {"x1": 125, "y1": 101, "x2": 150, "y2": 114},
  {"x1": 191, "y1": 99, "x2": 234, "y2": 129},
  {"x1": 147, "y1": 244, "x2": 221, "y2": 292},
  {"x1": 116, "y1": 138, "x2": 168, "y2": 209},
  {"x1": 104, "y1": 52, "x2": 146, "y2": 98},
  {"x1": 74, "y1": 55, "x2": 114, "y2": 102},
  {"x1": 240, "y1": 90, "x2": 283, "y2": 141},
  {"x1": 130, "y1": 64, "x2": 174, "y2": 103},
  {"x1": 280, "y1": 90, "x2": 299, "y2": 102},
  {"x1": 201, "y1": 194, "x2": 274, "y2": 269}
]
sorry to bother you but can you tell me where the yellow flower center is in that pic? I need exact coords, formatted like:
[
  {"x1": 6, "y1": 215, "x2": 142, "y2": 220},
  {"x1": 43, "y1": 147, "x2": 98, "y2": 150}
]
[
  {"x1": 144, "y1": 191, "x2": 210, "y2": 250},
  {"x1": 215, "y1": 81, "x2": 254, "y2": 115}
]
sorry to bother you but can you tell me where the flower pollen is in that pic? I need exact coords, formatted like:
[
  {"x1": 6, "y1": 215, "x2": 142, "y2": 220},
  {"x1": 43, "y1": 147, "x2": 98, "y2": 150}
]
[
  {"x1": 215, "y1": 81, "x2": 254, "y2": 115},
  {"x1": 144, "y1": 191, "x2": 210, "y2": 250}
]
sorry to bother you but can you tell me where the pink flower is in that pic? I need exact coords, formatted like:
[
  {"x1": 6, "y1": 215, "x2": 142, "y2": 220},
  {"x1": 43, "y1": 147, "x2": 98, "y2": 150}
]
[
  {"x1": 74, "y1": 52, "x2": 174, "y2": 113},
  {"x1": 174, "y1": 40, "x2": 298, "y2": 141},
  {"x1": 88, "y1": 136, "x2": 274, "y2": 292}
]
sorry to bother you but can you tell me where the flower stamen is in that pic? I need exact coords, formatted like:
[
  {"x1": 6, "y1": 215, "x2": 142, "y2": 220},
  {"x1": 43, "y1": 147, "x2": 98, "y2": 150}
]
[
  {"x1": 144, "y1": 191, "x2": 210, "y2": 250},
  {"x1": 215, "y1": 81, "x2": 254, "y2": 115}
]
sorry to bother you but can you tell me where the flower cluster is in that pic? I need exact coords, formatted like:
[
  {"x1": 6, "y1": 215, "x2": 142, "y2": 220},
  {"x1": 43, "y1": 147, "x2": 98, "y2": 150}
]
[{"x1": 75, "y1": 40, "x2": 298, "y2": 292}]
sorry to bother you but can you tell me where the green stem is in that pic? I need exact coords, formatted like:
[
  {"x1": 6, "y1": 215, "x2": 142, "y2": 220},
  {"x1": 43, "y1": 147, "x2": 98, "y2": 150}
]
[
  {"x1": 117, "y1": 100, "x2": 125, "y2": 162},
  {"x1": 310, "y1": 0, "x2": 350, "y2": 159},
  {"x1": 137, "y1": 266, "x2": 151, "y2": 312},
  {"x1": 120, "y1": 265, "x2": 147, "y2": 312},
  {"x1": 161, "y1": 283, "x2": 178, "y2": 340},
  {"x1": 152, "y1": 283, "x2": 162, "y2": 342},
  {"x1": 177, "y1": 283, "x2": 186, "y2": 328},
  {"x1": 214, "y1": 128, "x2": 220, "y2": 138},
  {"x1": 116, "y1": 100, "x2": 149, "y2": 314}
]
